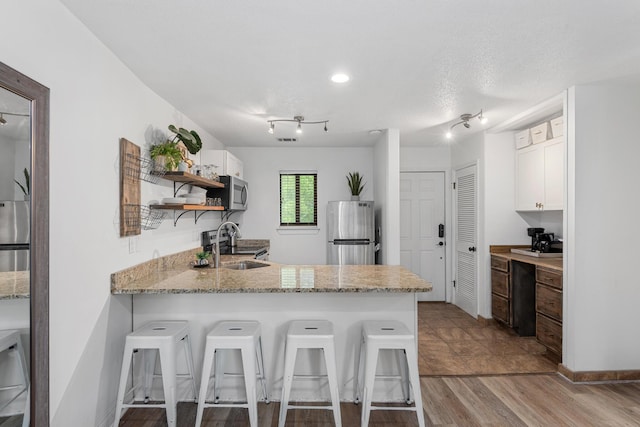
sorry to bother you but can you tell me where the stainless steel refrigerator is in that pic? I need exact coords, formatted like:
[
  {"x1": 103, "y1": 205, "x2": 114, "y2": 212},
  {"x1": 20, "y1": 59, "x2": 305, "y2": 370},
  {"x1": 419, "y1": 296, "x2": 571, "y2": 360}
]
[
  {"x1": 0, "y1": 201, "x2": 30, "y2": 272},
  {"x1": 326, "y1": 200, "x2": 375, "y2": 265}
]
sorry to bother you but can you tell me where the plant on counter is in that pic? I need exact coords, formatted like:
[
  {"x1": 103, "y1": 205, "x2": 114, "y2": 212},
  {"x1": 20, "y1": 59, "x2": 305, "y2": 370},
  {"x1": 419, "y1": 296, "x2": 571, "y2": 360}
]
[
  {"x1": 168, "y1": 125, "x2": 202, "y2": 155},
  {"x1": 346, "y1": 171, "x2": 365, "y2": 198},
  {"x1": 149, "y1": 141, "x2": 184, "y2": 171},
  {"x1": 195, "y1": 251, "x2": 211, "y2": 266},
  {"x1": 14, "y1": 168, "x2": 30, "y2": 196}
]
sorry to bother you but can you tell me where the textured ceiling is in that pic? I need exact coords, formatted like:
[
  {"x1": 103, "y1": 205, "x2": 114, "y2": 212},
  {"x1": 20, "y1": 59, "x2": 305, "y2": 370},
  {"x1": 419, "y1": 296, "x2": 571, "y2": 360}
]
[{"x1": 59, "y1": 0, "x2": 640, "y2": 147}]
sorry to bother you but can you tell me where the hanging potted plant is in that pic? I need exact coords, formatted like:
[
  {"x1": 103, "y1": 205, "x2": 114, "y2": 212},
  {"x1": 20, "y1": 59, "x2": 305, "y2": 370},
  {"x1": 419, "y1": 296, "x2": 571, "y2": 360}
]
[{"x1": 346, "y1": 171, "x2": 365, "y2": 201}]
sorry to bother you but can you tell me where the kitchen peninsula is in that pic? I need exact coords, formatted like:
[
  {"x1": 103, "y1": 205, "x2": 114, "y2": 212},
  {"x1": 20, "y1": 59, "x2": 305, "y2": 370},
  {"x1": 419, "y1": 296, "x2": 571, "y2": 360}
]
[{"x1": 111, "y1": 249, "x2": 431, "y2": 403}]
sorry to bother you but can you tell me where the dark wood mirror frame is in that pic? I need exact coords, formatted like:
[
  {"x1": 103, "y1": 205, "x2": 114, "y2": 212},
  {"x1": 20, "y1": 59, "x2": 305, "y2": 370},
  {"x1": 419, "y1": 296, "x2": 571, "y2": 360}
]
[{"x1": 0, "y1": 62, "x2": 49, "y2": 426}]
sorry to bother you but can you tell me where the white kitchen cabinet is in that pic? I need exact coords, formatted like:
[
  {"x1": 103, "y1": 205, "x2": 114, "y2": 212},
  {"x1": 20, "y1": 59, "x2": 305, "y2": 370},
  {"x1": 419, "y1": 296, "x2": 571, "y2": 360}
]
[
  {"x1": 200, "y1": 149, "x2": 244, "y2": 178},
  {"x1": 515, "y1": 137, "x2": 563, "y2": 211}
]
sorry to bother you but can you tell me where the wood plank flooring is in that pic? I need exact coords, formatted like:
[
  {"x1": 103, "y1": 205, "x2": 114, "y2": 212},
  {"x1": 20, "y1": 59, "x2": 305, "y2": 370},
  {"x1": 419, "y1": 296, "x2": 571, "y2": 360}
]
[
  {"x1": 418, "y1": 302, "x2": 557, "y2": 376},
  {"x1": 119, "y1": 375, "x2": 640, "y2": 426}
]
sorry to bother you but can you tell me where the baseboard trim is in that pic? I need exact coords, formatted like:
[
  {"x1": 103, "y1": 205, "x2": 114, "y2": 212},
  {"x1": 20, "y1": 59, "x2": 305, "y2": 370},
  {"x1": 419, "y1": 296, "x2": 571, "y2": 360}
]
[
  {"x1": 476, "y1": 315, "x2": 493, "y2": 327},
  {"x1": 558, "y1": 364, "x2": 640, "y2": 382}
]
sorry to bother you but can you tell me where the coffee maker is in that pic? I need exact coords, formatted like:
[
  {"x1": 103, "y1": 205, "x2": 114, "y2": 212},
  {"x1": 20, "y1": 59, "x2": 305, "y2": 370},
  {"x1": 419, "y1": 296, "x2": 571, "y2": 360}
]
[{"x1": 527, "y1": 227, "x2": 561, "y2": 253}]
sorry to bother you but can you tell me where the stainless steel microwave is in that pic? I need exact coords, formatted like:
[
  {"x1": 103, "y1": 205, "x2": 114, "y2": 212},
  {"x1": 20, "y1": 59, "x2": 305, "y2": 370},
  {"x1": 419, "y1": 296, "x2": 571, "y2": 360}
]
[{"x1": 208, "y1": 175, "x2": 248, "y2": 211}]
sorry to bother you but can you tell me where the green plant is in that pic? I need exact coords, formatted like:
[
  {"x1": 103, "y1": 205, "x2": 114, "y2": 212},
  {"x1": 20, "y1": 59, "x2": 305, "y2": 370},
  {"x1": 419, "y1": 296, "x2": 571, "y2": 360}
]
[
  {"x1": 196, "y1": 251, "x2": 210, "y2": 261},
  {"x1": 346, "y1": 171, "x2": 365, "y2": 196},
  {"x1": 168, "y1": 125, "x2": 202, "y2": 155},
  {"x1": 150, "y1": 141, "x2": 183, "y2": 170},
  {"x1": 14, "y1": 168, "x2": 29, "y2": 196}
]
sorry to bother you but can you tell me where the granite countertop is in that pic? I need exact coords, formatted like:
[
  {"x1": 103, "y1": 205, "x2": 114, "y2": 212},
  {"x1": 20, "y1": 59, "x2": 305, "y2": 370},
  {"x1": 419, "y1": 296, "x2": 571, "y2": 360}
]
[
  {"x1": 0, "y1": 271, "x2": 30, "y2": 299},
  {"x1": 111, "y1": 249, "x2": 432, "y2": 295}
]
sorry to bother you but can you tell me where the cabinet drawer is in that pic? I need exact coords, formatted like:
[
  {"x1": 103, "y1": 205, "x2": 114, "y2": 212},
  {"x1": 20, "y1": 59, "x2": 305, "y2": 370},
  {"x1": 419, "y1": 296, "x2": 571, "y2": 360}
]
[
  {"x1": 491, "y1": 269, "x2": 510, "y2": 298},
  {"x1": 536, "y1": 267, "x2": 562, "y2": 289},
  {"x1": 536, "y1": 313, "x2": 562, "y2": 355},
  {"x1": 536, "y1": 283, "x2": 562, "y2": 321},
  {"x1": 492, "y1": 294, "x2": 509, "y2": 325},
  {"x1": 490, "y1": 256, "x2": 509, "y2": 272}
]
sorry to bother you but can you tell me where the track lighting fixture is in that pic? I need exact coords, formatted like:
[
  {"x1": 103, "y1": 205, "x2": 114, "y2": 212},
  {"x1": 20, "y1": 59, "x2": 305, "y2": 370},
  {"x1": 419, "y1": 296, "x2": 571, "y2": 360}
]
[
  {"x1": 445, "y1": 109, "x2": 487, "y2": 139},
  {"x1": 0, "y1": 111, "x2": 29, "y2": 126},
  {"x1": 267, "y1": 115, "x2": 329, "y2": 136}
]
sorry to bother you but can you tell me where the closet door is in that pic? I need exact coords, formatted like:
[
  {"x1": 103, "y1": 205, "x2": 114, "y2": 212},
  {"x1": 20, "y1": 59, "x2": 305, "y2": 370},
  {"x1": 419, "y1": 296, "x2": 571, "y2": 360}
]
[{"x1": 454, "y1": 164, "x2": 477, "y2": 317}]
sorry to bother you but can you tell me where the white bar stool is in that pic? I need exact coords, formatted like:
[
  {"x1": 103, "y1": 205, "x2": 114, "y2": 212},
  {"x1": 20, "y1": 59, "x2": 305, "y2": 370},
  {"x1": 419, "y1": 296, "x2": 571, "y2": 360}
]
[
  {"x1": 0, "y1": 330, "x2": 29, "y2": 426},
  {"x1": 354, "y1": 320, "x2": 425, "y2": 427},
  {"x1": 113, "y1": 320, "x2": 197, "y2": 427},
  {"x1": 195, "y1": 320, "x2": 268, "y2": 427},
  {"x1": 279, "y1": 320, "x2": 341, "y2": 427}
]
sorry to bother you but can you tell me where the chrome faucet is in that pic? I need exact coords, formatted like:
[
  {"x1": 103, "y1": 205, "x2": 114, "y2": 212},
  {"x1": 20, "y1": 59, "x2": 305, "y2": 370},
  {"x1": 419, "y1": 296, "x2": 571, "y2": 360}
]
[{"x1": 215, "y1": 221, "x2": 242, "y2": 268}]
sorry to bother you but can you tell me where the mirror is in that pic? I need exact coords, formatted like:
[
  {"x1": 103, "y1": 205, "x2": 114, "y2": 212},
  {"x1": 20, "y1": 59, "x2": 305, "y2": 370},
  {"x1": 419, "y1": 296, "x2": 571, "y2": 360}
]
[{"x1": 0, "y1": 62, "x2": 49, "y2": 426}]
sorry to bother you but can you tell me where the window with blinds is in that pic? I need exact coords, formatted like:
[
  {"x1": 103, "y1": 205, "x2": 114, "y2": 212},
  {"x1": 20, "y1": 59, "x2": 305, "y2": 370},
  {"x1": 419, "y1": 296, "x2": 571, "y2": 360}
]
[{"x1": 280, "y1": 173, "x2": 317, "y2": 226}]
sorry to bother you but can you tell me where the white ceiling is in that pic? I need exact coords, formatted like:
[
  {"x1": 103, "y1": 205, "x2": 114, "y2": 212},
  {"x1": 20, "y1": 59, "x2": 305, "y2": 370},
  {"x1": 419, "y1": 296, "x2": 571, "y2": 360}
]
[{"x1": 59, "y1": 0, "x2": 640, "y2": 147}]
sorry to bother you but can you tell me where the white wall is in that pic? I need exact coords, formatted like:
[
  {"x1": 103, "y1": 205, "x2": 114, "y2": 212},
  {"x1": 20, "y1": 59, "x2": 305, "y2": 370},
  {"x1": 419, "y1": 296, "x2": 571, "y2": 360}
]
[
  {"x1": 565, "y1": 83, "x2": 640, "y2": 372},
  {"x1": 2, "y1": 1, "x2": 227, "y2": 425},
  {"x1": 230, "y1": 146, "x2": 374, "y2": 264},
  {"x1": 373, "y1": 129, "x2": 400, "y2": 265}
]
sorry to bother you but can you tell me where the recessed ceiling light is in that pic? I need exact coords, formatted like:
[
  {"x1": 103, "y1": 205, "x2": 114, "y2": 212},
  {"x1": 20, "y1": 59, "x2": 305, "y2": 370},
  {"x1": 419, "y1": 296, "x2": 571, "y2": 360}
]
[{"x1": 331, "y1": 73, "x2": 350, "y2": 83}]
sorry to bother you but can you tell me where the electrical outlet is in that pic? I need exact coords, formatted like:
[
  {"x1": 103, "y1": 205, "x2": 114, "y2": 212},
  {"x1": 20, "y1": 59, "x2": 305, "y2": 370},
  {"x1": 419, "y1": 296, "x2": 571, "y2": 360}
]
[{"x1": 128, "y1": 236, "x2": 138, "y2": 254}]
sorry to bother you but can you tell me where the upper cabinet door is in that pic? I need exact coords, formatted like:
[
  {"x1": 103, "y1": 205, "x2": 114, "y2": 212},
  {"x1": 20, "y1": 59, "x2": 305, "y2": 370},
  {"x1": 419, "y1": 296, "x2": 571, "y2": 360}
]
[
  {"x1": 543, "y1": 139, "x2": 564, "y2": 210},
  {"x1": 515, "y1": 137, "x2": 564, "y2": 211},
  {"x1": 516, "y1": 144, "x2": 545, "y2": 210}
]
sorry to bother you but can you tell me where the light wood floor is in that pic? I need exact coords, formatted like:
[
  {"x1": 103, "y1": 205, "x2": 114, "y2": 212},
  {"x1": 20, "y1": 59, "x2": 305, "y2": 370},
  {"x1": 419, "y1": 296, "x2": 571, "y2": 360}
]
[
  {"x1": 118, "y1": 374, "x2": 640, "y2": 426},
  {"x1": 418, "y1": 302, "x2": 557, "y2": 376}
]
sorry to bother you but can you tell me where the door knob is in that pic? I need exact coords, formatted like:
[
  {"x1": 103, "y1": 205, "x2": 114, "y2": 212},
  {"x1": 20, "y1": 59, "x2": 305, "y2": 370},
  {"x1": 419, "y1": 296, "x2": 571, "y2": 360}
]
[
  {"x1": 468, "y1": 246, "x2": 476, "y2": 252},
  {"x1": 437, "y1": 241, "x2": 444, "y2": 246}
]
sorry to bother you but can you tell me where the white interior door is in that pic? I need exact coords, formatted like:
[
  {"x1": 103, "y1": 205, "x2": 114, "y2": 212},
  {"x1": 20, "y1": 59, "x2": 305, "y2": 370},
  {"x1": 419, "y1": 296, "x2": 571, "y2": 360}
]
[
  {"x1": 399, "y1": 172, "x2": 446, "y2": 301},
  {"x1": 454, "y1": 165, "x2": 478, "y2": 317}
]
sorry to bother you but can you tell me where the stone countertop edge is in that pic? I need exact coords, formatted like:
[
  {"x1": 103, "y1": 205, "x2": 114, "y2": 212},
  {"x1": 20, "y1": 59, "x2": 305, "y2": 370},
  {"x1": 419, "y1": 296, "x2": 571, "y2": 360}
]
[{"x1": 110, "y1": 248, "x2": 432, "y2": 295}]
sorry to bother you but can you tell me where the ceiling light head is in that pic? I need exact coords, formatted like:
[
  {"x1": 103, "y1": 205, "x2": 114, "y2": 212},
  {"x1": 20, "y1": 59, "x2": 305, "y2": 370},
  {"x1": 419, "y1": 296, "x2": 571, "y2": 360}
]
[
  {"x1": 445, "y1": 109, "x2": 487, "y2": 140},
  {"x1": 268, "y1": 122, "x2": 274, "y2": 134},
  {"x1": 331, "y1": 73, "x2": 350, "y2": 83},
  {"x1": 0, "y1": 114, "x2": 5, "y2": 126},
  {"x1": 478, "y1": 110, "x2": 488, "y2": 124},
  {"x1": 324, "y1": 122, "x2": 328, "y2": 132},
  {"x1": 266, "y1": 115, "x2": 329, "y2": 136},
  {"x1": 296, "y1": 122, "x2": 302, "y2": 134}
]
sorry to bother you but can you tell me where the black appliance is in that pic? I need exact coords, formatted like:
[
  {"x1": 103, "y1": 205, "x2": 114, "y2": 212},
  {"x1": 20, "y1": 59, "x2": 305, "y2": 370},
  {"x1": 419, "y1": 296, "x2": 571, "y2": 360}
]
[
  {"x1": 201, "y1": 228, "x2": 269, "y2": 260},
  {"x1": 527, "y1": 228, "x2": 562, "y2": 253}
]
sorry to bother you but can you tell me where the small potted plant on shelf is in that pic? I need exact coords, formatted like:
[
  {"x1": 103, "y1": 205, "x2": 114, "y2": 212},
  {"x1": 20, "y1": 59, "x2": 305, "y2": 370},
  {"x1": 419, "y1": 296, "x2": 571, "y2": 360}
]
[
  {"x1": 149, "y1": 141, "x2": 184, "y2": 171},
  {"x1": 194, "y1": 251, "x2": 211, "y2": 267},
  {"x1": 346, "y1": 171, "x2": 365, "y2": 201},
  {"x1": 14, "y1": 168, "x2": 29, "y2": 201}
]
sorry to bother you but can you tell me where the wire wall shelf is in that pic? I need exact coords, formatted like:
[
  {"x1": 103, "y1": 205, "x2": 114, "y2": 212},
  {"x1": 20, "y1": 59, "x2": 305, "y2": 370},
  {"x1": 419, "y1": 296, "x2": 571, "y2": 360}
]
[
  {"x1": 123, "y1": 153, "x2": 166, "y2": 184},
  {"x1": 123, "y1": 204, "x2": 167, "y2": 230}
]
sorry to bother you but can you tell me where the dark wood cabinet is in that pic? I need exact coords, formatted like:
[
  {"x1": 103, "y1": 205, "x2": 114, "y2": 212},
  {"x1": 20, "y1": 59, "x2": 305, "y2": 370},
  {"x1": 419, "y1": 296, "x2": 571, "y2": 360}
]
[
  {"x1": 535, "y1": 266, "x2": 563, "y2": 358},
  {"x1": 490, "y1": 250, "x2": 563, "y2": 359},
  {"x1": 490, "y1": 255, "x2": 511, "y2": 326}
]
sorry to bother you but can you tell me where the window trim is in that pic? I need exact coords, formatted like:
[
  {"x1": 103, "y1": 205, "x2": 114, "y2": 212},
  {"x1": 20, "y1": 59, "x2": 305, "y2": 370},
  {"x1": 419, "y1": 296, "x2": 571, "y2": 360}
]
[{"x1": 279, "y1": 172, "x2": 318, "y2": 227}]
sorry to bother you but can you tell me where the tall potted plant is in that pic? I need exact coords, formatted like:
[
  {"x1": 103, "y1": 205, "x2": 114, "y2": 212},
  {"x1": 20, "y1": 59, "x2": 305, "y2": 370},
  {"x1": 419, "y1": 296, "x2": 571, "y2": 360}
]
[
  {"x1": 346, "y1": 171, "x2": 365, "y2": 201},
  {"x1": 14, "y1": 168, "x2": 29, "y2": 200}
]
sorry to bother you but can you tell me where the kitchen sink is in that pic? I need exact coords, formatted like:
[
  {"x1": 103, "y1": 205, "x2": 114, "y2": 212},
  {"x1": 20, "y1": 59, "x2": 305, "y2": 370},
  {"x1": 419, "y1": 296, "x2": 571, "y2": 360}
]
[{"x1": 223, "y1": 261, "x2": 270, "y2": 270}]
